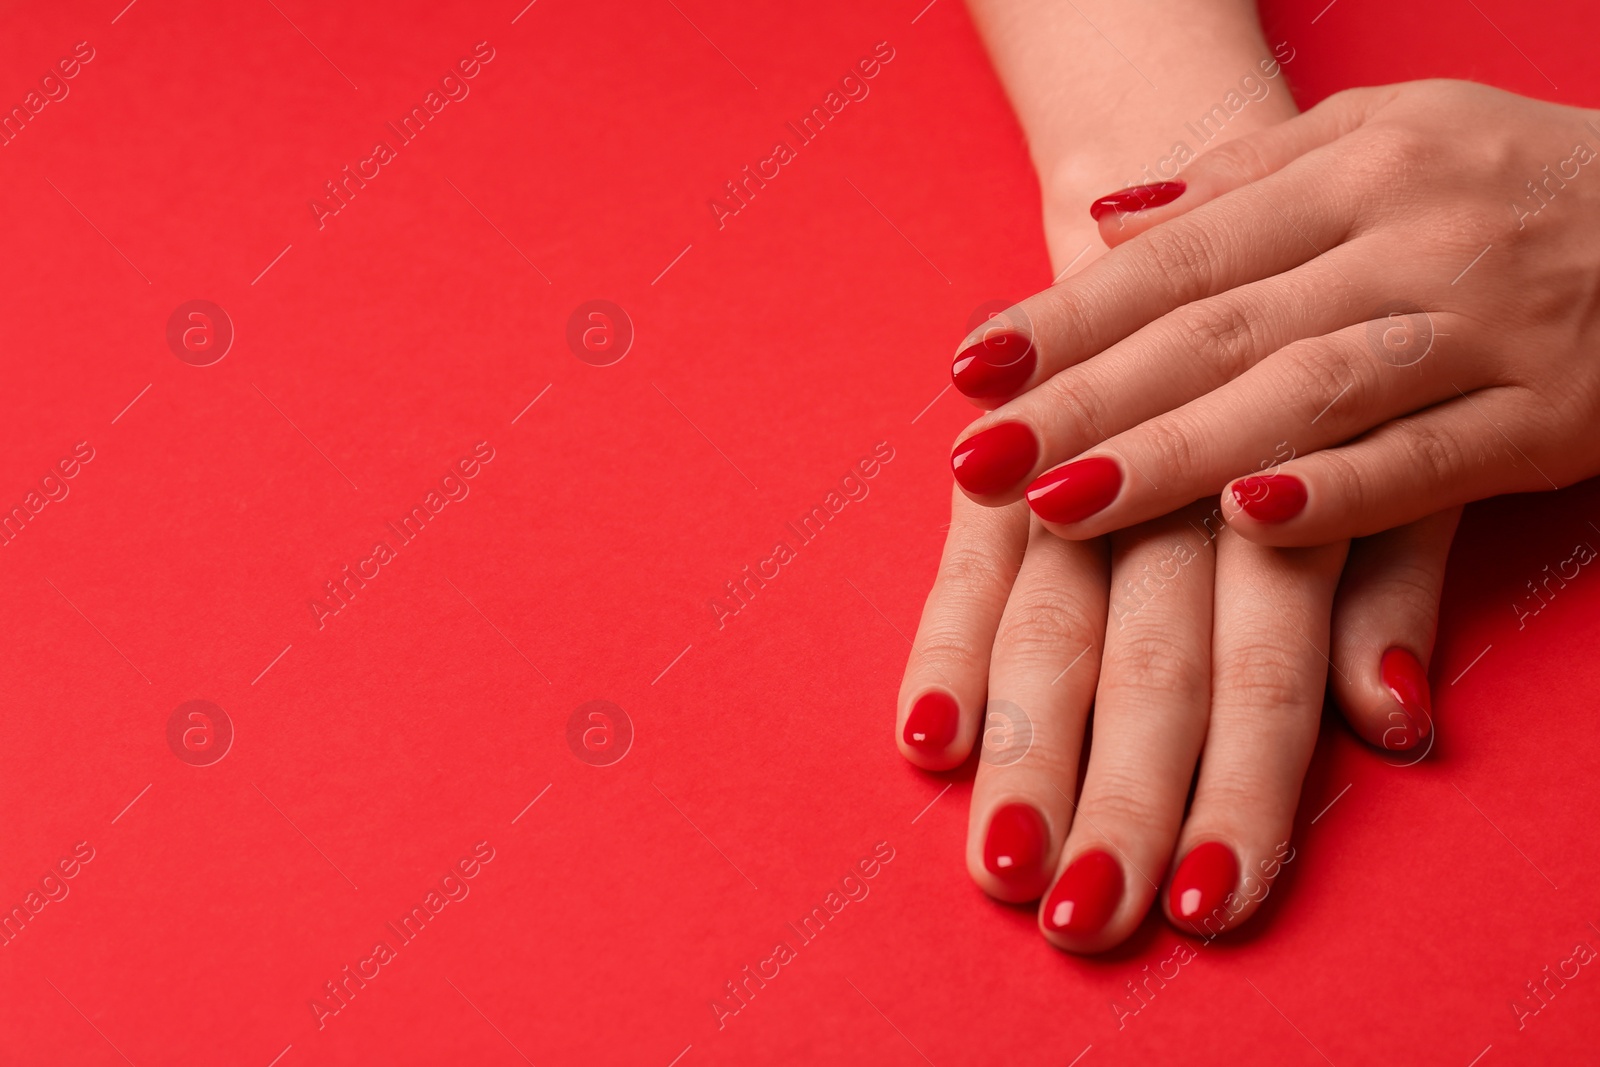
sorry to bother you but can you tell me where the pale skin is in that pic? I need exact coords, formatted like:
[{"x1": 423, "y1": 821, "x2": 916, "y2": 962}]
[{"x1": 899, "y1": 0, "x2": 1461, "y2": 952}]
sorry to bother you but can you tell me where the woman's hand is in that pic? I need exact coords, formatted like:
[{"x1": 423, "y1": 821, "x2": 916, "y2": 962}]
[
  {"x1": 948, "y1": 80, "x2": 1600, "y2": 545},
  {"x1": 896, "y1": 489, "x2": 1458, "y2": 951}
]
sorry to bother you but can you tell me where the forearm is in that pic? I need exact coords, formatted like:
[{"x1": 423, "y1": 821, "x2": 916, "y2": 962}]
[{"x1": 966, "y1": 0, "x2": 1298, "y2": 267}]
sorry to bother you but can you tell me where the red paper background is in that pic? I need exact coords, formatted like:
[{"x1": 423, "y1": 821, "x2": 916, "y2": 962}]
[{"x1": 1, "y1": 1, "x2": 1597, "y2": 1063}]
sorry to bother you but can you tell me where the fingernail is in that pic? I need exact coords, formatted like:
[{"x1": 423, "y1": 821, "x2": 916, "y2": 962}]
[
  {"x1": 1024, "y1": 457, "x2": 1122, "y2": 525},
  {"x1": 1231, "y1": 474, "x2": 1307, "y2": 523},
  {"x1": 952, "y1": 330, "x2": 1035, "y2": 400},
  {"x1": 1168, "y1": 841, "x2": 1238, "y2": 929},
  {"x1": 1089, "y1": 180, "x2": 1187, "y2": 222},
  {"x1": 903, "y1": 691, "x2": 959, "y2": 753},
  {"x1": 983, "y1": 802, "x2": 1049, "y2": 891},
  {"x1": 1380, "y1": 647, "x2": 1433, "y2": 747},
  {"x1": 951, "y1": 423, "x2": 1038, "y2": 496},
  {"x1": 1042, "y1": 849, "x2": 1123, "y2": 937}
]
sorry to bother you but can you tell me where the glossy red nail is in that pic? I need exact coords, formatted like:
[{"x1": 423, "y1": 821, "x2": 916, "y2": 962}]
[
  {"x1": 903, "y1": 691, "x2": 959, "y2": 753},
  {"x1": 1089, "y1": 181, "x2": 1186, "y2": 222},
  {"x1": 1042, "y1": 849, "x2": 1123, "y2": 937},
  {"x1": 1024, "y1": 457, "x2": 1122, "y2": 525},
  {"x1": 983, "y1": 803, "x2": 1049, "y2": 890},
  {"x1": 951, "y1": 423, "x2": 1038, "y2": 496},
  {"x1": 1380, "y1": 647, "x2": 1433, "y2": 747},
  {"x1": 1168, "y1": 841, "x2": 1238, "y2": 929},
  {"x1": 1231, "y1": 474, "x2": 1307, "y2": 523},
  {"x1": 952, "y1": 330, "x2": 1036, "y2": 400}
]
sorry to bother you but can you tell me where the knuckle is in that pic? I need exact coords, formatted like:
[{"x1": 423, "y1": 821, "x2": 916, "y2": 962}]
[
  {"x1": 913, "y1": 623, "x2": 986, "y2": 671},
  {"x1": 1081, "y1": 767, "x2": 1166, "y2": 829},
  {"x1": 1139, "y1": 222, "x2": 1221, "y2": 301},
  {"x1": 1279, "y1": 336, "x2": 1365, "y2": 422},
  {"x1": 1407, "y1": 422, "x2": 1467, "y2": 490},
  {"x1": 1197, "y1": 136, "x2": 1274, "y2": 186},
  {"x1": 1216, "y1": 635, "x2": 1314, "y2": 714},
  {"x1": 1360, "y1": 122, "x2": 1434, "y2": 175},
  {"x1": 939, "y1": 544, "x2": 1017, "y2": 598},
  {"x1": 1171, "y1": 297, "x2": 1259, "y2": 377},
  {"x1": 1102, "y1": 628, "x2": 1206, "y2": 699},
  {"x1": 995, "y1": 592, "x2": 1098, "y2": 661},
  {"x1": 1138, "y1": 414, "x2": 1204, "y2": 481}
]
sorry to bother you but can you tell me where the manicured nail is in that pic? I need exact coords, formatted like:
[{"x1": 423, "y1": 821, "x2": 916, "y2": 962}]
[
  {"x1": 1168, "y1": 841, "x2": 1238, "y2": 929},
  {"x1": 1024, "y1": 457, "x2": 1122, "y2": 525},
  {"x1": 951, "y1": 423, "x2": 1038, "y2": 496},
  {"x1": 903, "y1": 691, "x2": 959, "y2": 753},
  {"x1": 1380, "y1": 647, "x2": 1432, "y2": 747},
  {"x1": 1042, "y1": 849, "x2": 1123, "y2": 937},
  {"x1": 983, "y1": 802, "x2": 1049, "y2": 891},
  {"x1": 1231, "y1": 474, "x2": 1307, "y2": 523},
  {"x1": 1089, "y1": 181, "x2": 1187, "y2": 222},
  {"x1": 952, "y1": 330, "x2": 1035, "y2": 400}
]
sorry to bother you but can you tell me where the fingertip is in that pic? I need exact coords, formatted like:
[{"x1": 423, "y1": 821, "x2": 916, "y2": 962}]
[{"x1": 898, "y1": 689, "x2": 969, "y2": 771}]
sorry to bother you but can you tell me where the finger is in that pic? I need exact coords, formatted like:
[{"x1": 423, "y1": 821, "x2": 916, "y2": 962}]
[
  {"x1": 1164, "y1": 529, "x2": 1346, "y2": 936},
  {"x1": 948, "y1": 117, "x2": 1372, "y2": 409},
  {"x1": 1037, "y1": 506, "x2": 1216, "y2": 952},
  {"x1": 897, "y1": 486, "x2": 1029, "y2": 770},
  {"x1": 1329, "y1": 509, "x2": 1461, "y2": 754},
  {"x1": 1017, "y1": 313, "x2": 1491, "y2": 538},
  {"x1": 1222, "y1": 386, "x2": 1561, "y2": 545},
  {"x1": 951, "y1": 246, "x2": 1394, "y2": 504},
  {"x1": 1091, "y1": 87, "x2": 1391, "y2": 245},
  {"x1": 966, "y1": 523, "x2": 1109, "y2": 902}
]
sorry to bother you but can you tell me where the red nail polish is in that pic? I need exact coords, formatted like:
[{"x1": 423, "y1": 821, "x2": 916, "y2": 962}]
[
  {"x1": 983, "y1": 803, "x2": 1049, "y2": 891},
  {"x1": 952, "y1": 330, "x2": 1036, "y2": 400},
  {"x1": 951, "y1": 423, "x2": 1038, "y2": 496},
  {"x1": 1042, "y1": 849, "x2": 1123, "y2": 937},
  {"x1": 1231, "y1": 474, "x2": 1307, "y2": 523},
  {"x1": 903, "y1": 691, "x2": 959, "y2": 753},
  {"x1": 1380, "y1": 647, "x2": 1432, "y2": 747},
  {"x1": 1024, "y1": 457, "x2": 1122, "y2": 525},
  {"x1": 1089, "y1": 181, "x2": 1187, "y2": 222},
  {"x1": 1168, "y1": 841, "x2": 1238, "y2": 929}
]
